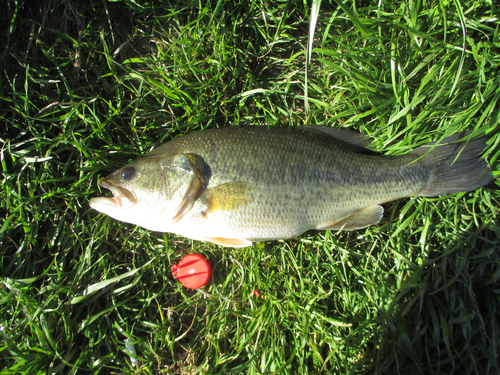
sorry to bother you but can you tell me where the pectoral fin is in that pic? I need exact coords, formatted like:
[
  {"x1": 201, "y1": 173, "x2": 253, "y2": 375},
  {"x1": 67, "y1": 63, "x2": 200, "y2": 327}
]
[
  {"x1": 317, "y1": 205, "x2": 384, "y2": 231},
  {"x1": 199, "y1": 182, "x2": 252, "y2": 214},
  {"x1": 204, "y1": 237, "x2": 253, "y2": 247}
]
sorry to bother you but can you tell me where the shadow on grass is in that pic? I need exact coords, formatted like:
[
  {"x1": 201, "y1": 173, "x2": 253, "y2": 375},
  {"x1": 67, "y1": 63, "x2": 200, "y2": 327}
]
[{"x1": 348, "y1": 219, "x2": 500, "y2": 375}]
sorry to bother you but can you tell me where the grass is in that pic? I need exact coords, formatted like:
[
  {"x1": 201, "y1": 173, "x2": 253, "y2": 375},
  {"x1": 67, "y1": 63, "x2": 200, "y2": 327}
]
[{"x1": 1, "y1": 0, "x2": 499, "y2": 373}]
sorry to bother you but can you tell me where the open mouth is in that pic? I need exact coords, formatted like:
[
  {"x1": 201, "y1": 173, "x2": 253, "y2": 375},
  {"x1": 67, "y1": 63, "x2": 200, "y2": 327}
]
[{"x1": 89, "y1": 177, "x2": 136, "y2": 209}]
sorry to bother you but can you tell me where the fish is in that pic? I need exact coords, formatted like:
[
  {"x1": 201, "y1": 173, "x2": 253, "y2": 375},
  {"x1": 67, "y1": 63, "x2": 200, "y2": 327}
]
[{"x1": 89, "y1": 126, "x2": 492, "y2": 247}]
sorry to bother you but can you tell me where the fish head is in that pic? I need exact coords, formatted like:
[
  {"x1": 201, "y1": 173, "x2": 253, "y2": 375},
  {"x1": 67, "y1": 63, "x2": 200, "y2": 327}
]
[
  {"x1": 89, "y1": 155, "x2": 172, "y2": 227},
  {"x1": 89, "y1": 153, "x2": 209, "y2": 231}
]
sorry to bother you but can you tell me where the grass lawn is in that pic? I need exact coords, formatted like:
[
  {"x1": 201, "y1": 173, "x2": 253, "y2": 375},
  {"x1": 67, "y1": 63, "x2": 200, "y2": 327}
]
[{"x1": 1, "y1": 0, "x2": 499, "y2": 373}]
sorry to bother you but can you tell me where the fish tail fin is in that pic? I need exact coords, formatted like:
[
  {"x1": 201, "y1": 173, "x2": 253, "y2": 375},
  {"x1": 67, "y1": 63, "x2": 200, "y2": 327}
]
[{"x1": 413, "y1": 133, "x2": 492, "y2": 197}]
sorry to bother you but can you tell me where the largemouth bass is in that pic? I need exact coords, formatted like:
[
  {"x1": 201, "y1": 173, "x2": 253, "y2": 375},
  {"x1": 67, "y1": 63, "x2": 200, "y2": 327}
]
[{"x1": 89, "y1": 126, "x2": 492, "y2": 247}]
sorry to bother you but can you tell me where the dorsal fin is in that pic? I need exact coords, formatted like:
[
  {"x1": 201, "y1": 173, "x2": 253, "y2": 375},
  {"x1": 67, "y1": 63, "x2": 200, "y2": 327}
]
[{"x1": 300, "y1": 126, "x2": 378, "y2": 154}]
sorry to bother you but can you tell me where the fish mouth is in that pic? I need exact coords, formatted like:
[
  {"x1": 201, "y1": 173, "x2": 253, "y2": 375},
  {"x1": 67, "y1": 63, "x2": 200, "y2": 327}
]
[{"x1": 89, "y1": 177, "x2": 136, "y2": 209}]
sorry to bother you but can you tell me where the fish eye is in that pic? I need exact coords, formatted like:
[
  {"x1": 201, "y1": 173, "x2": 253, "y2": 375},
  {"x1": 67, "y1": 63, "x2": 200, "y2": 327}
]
[{"x1": 121, "y1": 166, "x2": 136, "y2": 181}]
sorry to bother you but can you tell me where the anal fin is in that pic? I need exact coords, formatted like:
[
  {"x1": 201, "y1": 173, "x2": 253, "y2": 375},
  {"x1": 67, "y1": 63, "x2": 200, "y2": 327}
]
[
  {"x1": 317, "y1": 205, "x2": 384, "y2": 231},
  {"x1": 204, "y1": 237, "x2": 253, "y2": 248}
]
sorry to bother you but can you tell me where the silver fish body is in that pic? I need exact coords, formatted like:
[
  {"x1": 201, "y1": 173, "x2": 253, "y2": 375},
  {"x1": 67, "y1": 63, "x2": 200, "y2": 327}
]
[{"x1": 89, "y1": 126, "x2": 492, "y2": 247}]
